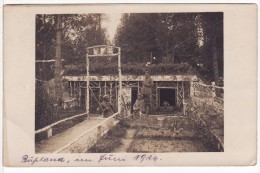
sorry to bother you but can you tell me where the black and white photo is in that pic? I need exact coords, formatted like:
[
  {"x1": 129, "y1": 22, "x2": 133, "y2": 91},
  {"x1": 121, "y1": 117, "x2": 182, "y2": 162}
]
[
  {"x1": 35, "y1": 12, "x2": 224, "y2": 153},
  {"x1": 3, "y1": 4, "x2": 257, "y2": 167}
]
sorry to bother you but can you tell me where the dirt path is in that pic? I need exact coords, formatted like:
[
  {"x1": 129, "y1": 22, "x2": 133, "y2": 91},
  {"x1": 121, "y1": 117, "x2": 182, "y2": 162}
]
[
  {"x1": 115, "y1": 116, "x2": 211, "y2": 152},
  {"x1": 113, "y1": 129, "x2": 137, "y2": 152}
]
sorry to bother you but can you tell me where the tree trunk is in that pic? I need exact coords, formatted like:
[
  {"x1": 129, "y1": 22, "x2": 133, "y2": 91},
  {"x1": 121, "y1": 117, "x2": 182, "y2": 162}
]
[
  {"x1": 54, "y1": 14, "x2": 62, "y2": 102},
  {"x1": 211, "y1": 16, "x2": 219, "y2": 87},
  {"x1": 171, "y1": 49, "x2": 175, "y2": 64},
  {"x1": 211, "y1": 17, "x2": 220, "y2": 96},
  {"x1": 98, "y1": 14, "x2": 102, "y2": 44},
  {"x1": 42, "y1": 14, "x2": 46, "y2": 80},
  {"x1": 212, "y1": 42, "x2": 219, "y2": 86}
]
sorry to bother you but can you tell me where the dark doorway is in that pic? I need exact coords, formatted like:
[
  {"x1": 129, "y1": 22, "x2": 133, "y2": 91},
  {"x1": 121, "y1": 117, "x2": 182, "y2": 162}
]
[
  {"x1": 80, "y1": 88, "x2": 86, "y2": 109},
  {"x1": 131, "y1": 87, "x2": 138, "y2": 112},
  {"x1": 159, "y1": 88, "x2": 176, "y2": 107},
  {"x1": 89, "y1": 88, "x2": 100, "y2": 113}
]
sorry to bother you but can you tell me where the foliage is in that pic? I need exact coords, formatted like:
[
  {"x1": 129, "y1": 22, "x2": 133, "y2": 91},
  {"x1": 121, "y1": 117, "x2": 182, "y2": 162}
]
[
  {"x1": 35, "y1": 79, "x2": 86, "y2": 130},
  {"x1": 115, "y1": 13, "x2": 223, "y2": 82},
  {"x1": 115, "y1": 13, "x2": 199, "y2": 63},
  {"x1": 88, "y1": 122, "x2": 127, "y2": 153},
  {"x1": 115, "y1": 13, "x2": 159, "y2": 63},
  {"x1": 36, "y1": 14, "x2": 109, "y2": 79},
  {"x1": 35, "y1": 81, "x2": 55, "y2": 129},
  {"x1": 36, "y1": 15, "x2": 56, "y2": 61},
  {"x1": 64, "y1": 62, "x2": 192, "y2": 76},
  {"x1": 36, "y1": 13, "x2": 223, "y2": 83},
  {"x1": 61, "y1": 14, "x2": 109, "y2": 65},
  {"x1": 36, "y1": 14, "x2": 109, "y2": 127},
  {"x1": 199, "y1": 13, "x2": 223, "y2": 83},
  {"x1": 185, "y1": 98, "x2": 224, "y2": 151}
]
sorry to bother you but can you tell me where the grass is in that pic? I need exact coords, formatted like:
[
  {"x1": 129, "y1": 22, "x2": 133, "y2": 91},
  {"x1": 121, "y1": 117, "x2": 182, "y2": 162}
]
[
  {"x1": 64, "y1": 63, "x2": 193, "y2": 76},
  {"x1": 87, "y1": 119, "x2": 130, "y2": 153}
]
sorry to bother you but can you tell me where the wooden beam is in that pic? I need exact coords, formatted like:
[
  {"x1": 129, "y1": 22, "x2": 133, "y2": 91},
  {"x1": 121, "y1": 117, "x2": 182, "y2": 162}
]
[
  {"x1": 86, "y1": 50, "x2": 90, "y2": 113},
  {"x1": 79, "y1": 82, "x2": 81, "y2": 107},
  {"x1": 118, "y1": 47, "x2": 122, "y2": 114}
]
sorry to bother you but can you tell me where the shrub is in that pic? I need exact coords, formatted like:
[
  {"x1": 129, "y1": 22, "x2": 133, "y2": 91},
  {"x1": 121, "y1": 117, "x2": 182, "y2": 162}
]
[
  {"x1": 87, "y1": 121, "x2": 128, "y2": 153},
  {"x1": 65, "y1": 63, "x2": 193, "y2": 76}
]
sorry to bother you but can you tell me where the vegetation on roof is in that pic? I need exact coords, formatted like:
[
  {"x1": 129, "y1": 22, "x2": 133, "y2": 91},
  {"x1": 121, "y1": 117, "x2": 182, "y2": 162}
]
[{"x1": 64, "y1": 62, "x2": 192, "y2": 76}]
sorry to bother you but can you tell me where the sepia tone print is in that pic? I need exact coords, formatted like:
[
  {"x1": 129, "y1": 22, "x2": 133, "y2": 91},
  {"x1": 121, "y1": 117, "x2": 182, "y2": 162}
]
[
  {"x1": 3, "y1": 3, "x2": 257, "y2": 167},
  {"x1": 35, "y1": 13, "x2": 224, "y2": 153}
]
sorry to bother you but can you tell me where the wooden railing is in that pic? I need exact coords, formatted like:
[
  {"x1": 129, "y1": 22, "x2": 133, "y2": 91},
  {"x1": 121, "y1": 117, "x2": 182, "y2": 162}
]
[
  {"x1": 35, "y1": 112, "x2": 88, "y2": 137},
  {"x1": 184, "y1": 81, "x2": 224, "y2": 151},
  {"x1": 54, "y1": 112, "x2": 119, "y2": 153},
  {"x1": 191, "y1": 81, "x2": 224, "y2": 114}
]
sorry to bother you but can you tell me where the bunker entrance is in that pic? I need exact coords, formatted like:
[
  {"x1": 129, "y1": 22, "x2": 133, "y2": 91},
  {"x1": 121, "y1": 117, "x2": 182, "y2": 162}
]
[
  {"x1": 131, "y1": 87, "x2": 138, "y2": 112},
  {"x1": 159, "y1": 88, "x2": 176, "y2": 107}
]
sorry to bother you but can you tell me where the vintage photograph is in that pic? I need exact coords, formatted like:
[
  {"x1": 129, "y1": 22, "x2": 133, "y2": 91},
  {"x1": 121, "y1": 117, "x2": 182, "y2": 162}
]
[
  {"x1": 4, "y1": 3, "x2": 258, "y2": 167},
  {"x1": 35, "y1": 12, "x2": 224, "y2": 153}
]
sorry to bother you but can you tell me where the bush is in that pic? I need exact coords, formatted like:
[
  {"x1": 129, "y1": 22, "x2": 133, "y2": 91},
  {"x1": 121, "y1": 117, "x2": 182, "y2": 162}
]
[
  {"x1": 65, "y1": 62, "x2": 193, "y2": 76},
  {"x1": 87, "y1": 121, "x2": 127, "y2": 153}
]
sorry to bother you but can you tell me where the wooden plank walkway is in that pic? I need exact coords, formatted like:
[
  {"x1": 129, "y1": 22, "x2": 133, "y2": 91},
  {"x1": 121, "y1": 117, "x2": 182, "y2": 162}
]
[{"x1": 35, "y1": 117, "x2": 105, "y2": 153}]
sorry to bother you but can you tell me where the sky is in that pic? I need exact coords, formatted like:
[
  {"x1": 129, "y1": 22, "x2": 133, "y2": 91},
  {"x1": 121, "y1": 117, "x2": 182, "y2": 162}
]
[{"x1": 102, "y1": 13, "x2": 123, "y2": 43}]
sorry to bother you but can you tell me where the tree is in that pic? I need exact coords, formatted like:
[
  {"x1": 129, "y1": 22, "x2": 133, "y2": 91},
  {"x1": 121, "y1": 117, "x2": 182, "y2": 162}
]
[
  {"x1": 115, "y1": 13, "x2": 223, "y2": 83},
  {"x1": 54, "y1": 14, "x2": 62, "y2": 101},
  {"x1": 61, "y1": 14, "x2": 109, "y2": 65},
  {"x1": 36, "y1": 13, "x2": 109, "y2": 76},
  {"x1": 115, "y1": 13, "x2": 200, "y2": 64},
  {"x1": 199, "y1": 13, "x2": 223, "y2": 84},
  {"x1": 35, "y1": 13, "x2": 110, "y2": 127},
  {"x1": 115, "y1": 13, "x2": 159, "y2": 63},
  {"x1": 154, "y1": 13, "x2": 199, "y2": 63},
  {"x1": 36, "y1": 14, "x2": 56, "y2": 61}
]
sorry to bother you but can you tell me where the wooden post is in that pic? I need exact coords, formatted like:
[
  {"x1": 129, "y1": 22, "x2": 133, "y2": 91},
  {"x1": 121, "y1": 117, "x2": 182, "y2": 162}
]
[
  {"x1": 73, "y1": 81, "x2": 76, "y2": 97},
  {"x1": 137, "y1": 81, "x2": 140, "y2": 94},
  {"x1": 155, "y1": 82, "x2": 158, "y2": 107},
  {"x1": 182, "y1": 80, "x2": 185, "y2": 102},
  {"x1": 210, "y1": 82, "x2": 216, "y2": 105},
  {"x1": 47, "y1": 128, "x2": 53, "y2": 138},
  {"x1": 175, "y1": 83, "x2": 177, "y2": 106},
  {"x1": 211, "y1": 82, "x2": 216, "y2": 98},
  {"x1": 70, "y1": 81, "x2": 73, "y2": 97},
  {"x1": 79, "y1": 82, "x2": 81, "y2": 107},
  {"x1": 182, "y1": 77, "x2": 186, "y2": 115},
  {"x1": 190, "y1": 77, "x2": 194, "y2": 98},
  {"x1": 118, "y1": 47, "x2": 122, "y2": 114},
  {"x1": 99, "y1": 81, "x2": 101, "y2": 101},
  {"x1": 115, "y1": 82, "x2": 118, "y2": 110},
  {"x1": 109, "y1": 82, "x2": 112, "y2": 102},
  {"x1": 86, "y1": 49, "x2": 90, "y2": 113},
  {"x1": 177, "y1": 81, "x2": 179, "y2": 106},
  {"x1": 104, "y1": 81, "x2": 107, "y2": 95}
]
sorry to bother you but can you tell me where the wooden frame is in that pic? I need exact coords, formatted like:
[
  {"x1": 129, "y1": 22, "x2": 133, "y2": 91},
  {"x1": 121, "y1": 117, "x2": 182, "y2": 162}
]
[{"x1": 86, "y1": 45, "x2": 122, "y2": 114}]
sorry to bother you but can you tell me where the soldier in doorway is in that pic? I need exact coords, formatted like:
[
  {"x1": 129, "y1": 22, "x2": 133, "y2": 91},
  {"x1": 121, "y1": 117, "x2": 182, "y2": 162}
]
[
  {"x1": 132, "y1": 93, "x2": 145, "y2": 118},
  {"x1": 163, "y1": 101, "x2": 170, "y2": 110},
  {"x1": 141, "y1": 71, "x2": 153, "y2": 116},
  {"x1": 100, "y1": 95, "x2": 115, "y2": 118}
]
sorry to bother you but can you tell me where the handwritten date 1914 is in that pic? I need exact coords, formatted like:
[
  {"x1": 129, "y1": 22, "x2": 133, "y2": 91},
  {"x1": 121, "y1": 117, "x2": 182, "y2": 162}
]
[{"x1": 133, "y1": 154, "x2": 160, "y2": 163}]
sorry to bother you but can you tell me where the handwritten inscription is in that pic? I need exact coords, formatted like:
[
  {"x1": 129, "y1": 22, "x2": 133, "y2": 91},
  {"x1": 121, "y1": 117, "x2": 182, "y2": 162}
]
[
  {"x1": 22, "y1": 155, "x2": 65, "y2": 165},
  {"x1": 133, "y1": 154, "x2": 159, "y2": 163},
  {"x1": 21, "y1": 154, "x2": 161, "y2": 165},
  {"x1": 98, "y1": 154, "x2": 126, "y2": 163},
  {"x1": 74, "y1": 158, "x2": 93, "y2": 163}
]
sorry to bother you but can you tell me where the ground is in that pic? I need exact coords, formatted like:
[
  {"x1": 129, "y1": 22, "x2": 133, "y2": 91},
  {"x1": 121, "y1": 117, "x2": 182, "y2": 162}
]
[
  {"x1": 87, "y1": 115, "x2": 220, "y2": 153},
  {"x1": 36, "y1": 111, "x2": 224, "y2": 153}
]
